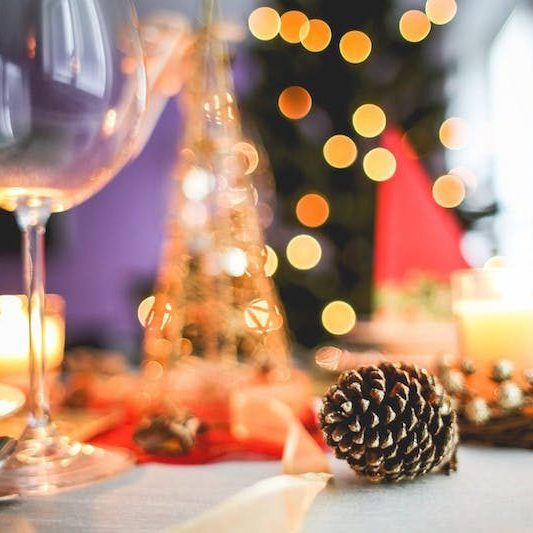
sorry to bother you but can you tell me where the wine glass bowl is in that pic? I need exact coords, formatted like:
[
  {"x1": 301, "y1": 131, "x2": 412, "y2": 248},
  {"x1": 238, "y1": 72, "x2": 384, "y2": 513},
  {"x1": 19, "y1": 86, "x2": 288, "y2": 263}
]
[
  {"x1": 0, "y1": 0, "x2": 146, "y2": 213},
  {"x1": 0, "y1": 0, "x2": 146, "y2": 495}
]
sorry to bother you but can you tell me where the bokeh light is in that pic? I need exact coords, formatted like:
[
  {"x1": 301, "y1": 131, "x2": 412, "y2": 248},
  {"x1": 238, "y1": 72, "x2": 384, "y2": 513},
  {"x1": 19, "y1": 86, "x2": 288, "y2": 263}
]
[
  {"x1": 248, "y1": 7, "x2": 281, "y2": 41},
  {"x1": 363, "y1": 148, "x2": 397, "y2": 181},
  {"x1": 280, "y1": 10, "x2": 308, "y2": 43},
  {"x1": 221, "y1": 247, "x2": 248, "y2": 277},
  {"x1": 138, "y1": 296, "x2": 155, "y2": 327},
  {"x1": 102, "y1": 109, "x2": 117, "y2": 137},
  {"x1": 449, "y1": 166, "x2": 478, "y2": 192},
  {"x1": 425, "y1": 0, "x2": 457, "y2": 25},
  {"x1": 399, "y1": 10, "x2": 431, "y2": 43},
  {"x1": 296, "y1": 193, "x2": 330, "y2": 228},
  {"x1": 339, "y1": 30, "x2": 372, "y2": 64},
  {"x1": 245, "y1": 245, "x2": 268, "y2": 276},
  {"x1": 264, "y1": 245, "x2": 279, "y2": 276},
  {"x1": 182, "y1": 167, "x2": 215, "y2": 201},
  {"x1": 352, "y1": 103, "x2": 386, "y2": 138},
  {"x1": 439, "y1": 117, "x2": 469, "y2": 150},
  {"x1": 300, "y1": 19, "x2": 331, "y2": 52},
  {"x1": 286, "y1": 234, "x2": 322, "y2": 270},
  {"x1": 321, "y1": 301, "x2": 357, "y2": 335},
  {"x1": 244, "y1": 298, "x2": 283, "y2": 334},
  {"x1": 278, "y1": 86, "x2": 312, "y2": 120},
  {"x1": 143, "y1": 360, "x2": 163, "y2": 380},
  {"x1": 137, "y1": 296, "x2": 172, "y2": 329},
  {"x1": 484, "y1": 256, "x2": 507, "y2": 269},
  {"x1": 323, "y1": 135, "x2": 357, "y2": 168},
  {"x1": 26, "y1": 31, "x2": 37, "y2": 59},
  {"x1": 432, "y1": 174, "x2": 466, "y2": 208},
  {"x1": 232, "y1": 141, "x2": 259, "y2": 175},
  {"x1": 180, "y1": 338, "x2": 194, "y2": 357}
]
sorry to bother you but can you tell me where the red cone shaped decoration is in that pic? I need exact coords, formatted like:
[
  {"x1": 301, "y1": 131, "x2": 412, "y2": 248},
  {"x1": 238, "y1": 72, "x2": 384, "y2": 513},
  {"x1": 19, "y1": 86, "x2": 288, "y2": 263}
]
[{"x1": 374, "y1": 127, "x2": 468, "y2": 286}]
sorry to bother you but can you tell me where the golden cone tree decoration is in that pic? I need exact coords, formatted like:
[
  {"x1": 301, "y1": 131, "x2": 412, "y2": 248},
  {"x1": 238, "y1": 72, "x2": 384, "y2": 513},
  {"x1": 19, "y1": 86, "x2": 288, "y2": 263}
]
[{"x1": 142, "y1": 0, "x2": 291, "y2": 380}]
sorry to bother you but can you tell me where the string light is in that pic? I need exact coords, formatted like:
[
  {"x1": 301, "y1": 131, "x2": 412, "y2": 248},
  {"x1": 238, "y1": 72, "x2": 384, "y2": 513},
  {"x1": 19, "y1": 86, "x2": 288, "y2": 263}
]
[
  {"x1": 363, "y1": 148, "x2": 397, "y2": 181},
  {"x1": 250, "y1": 3, "x2": 460, "y2": 336},
  {"x1": 352, "y1": 104, "x2": 386, "y2": 138},
  {"x1": 399, "y1": 10, "x2": 431, "y2": 43},
  {"x1": 300, "y1": 19, "x2": 331, "y2": 52},
  {"x1": 278, "y1": 86, "x2": 312, "y2": 120},
  {"x1": 323, "y1": 135, "x2": 357, "y2": 168},
  {"x1": 339, "y1": 30, "x2": 372, "y2": 64},
  {"x1": 248, "y1": 7, "x2": 281, "y2": 41},
  {"x1": 439, "y1": 117, "x2": 469, "y2": 150},
  {"x1": 321, "y1": 300, "x2": 357, "y2": 335},
  {"x1": 425, "y1": 0, "x2": 457, "y2": 25},
  {"x1": 286, "y1": 234, "x2": 322, "y2": 270},
  {"x1": 296, "y1": 193, "x2": 330, "y2": 228},
  {"x1": 280, "y1": 10, "x2": 309, "y2": 44},
  {"x1": 264, "y1": 245, "x2": 279, "y2": 276},
  {"x1": 432, "y1": 174, "x2": 465, "y2": 208}
]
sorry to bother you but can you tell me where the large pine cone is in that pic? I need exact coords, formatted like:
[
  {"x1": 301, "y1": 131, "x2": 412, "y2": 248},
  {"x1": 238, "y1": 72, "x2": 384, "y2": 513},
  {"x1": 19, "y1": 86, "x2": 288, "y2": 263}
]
[{"x1": 320, "y1": 362, "x2": 459, "y2": 482}]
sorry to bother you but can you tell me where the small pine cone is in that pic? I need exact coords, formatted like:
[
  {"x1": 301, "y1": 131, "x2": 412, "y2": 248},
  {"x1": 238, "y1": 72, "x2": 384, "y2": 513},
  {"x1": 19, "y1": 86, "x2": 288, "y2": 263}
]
[
  {"x1": 319, "y1": 362, "x2": 459, "y2": 483},
  {"x1": 133, "y1": 413, "x2": 201, "y2": 456}
]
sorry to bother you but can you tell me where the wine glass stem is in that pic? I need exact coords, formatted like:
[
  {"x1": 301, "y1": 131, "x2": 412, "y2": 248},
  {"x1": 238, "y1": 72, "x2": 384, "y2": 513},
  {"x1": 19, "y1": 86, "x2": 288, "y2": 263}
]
[{"x1": 16, "y1": 206, "x2": 52, "y2": 431}]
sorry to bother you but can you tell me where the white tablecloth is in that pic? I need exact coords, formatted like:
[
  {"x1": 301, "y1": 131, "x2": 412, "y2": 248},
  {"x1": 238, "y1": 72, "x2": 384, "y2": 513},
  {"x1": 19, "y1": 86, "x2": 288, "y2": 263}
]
[{"x1": 0, "y1": 446, "x2": 531, "y2": 532}]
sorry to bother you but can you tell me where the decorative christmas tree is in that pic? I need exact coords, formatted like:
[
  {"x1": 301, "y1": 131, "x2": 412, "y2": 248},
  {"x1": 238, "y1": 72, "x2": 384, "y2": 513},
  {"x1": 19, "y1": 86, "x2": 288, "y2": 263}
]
[
  {"x1": 240, "y1": 1, "x2": 493, "y2": 347},
  {"x1": 142, "y1": 0, "x2": 291, "y2": 379}
]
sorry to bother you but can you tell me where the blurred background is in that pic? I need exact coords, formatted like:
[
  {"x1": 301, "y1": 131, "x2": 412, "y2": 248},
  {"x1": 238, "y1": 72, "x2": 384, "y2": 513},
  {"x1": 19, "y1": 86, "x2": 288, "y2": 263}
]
[{"x1": 0, "y1": 0, "x2": 530, "y2": 360}]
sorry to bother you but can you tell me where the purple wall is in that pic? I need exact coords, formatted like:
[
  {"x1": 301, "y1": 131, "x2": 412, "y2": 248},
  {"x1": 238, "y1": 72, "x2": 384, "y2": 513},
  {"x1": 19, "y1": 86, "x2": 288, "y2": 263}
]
[{"x1": 0, "y1": 102, "x2": 181, "y2": 349}]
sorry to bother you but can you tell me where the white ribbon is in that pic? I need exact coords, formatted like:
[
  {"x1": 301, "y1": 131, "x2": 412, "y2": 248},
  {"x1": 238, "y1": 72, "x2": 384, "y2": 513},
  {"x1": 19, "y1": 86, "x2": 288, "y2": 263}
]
[{"x1": 168, "y1": 473, "x2": 331, "y2": 533}]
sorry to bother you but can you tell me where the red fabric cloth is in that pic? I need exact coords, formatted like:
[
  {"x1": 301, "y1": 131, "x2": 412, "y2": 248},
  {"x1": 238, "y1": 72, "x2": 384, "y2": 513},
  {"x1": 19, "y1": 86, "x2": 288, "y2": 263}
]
[
  {"x1": 374, "y1": 127, "x2": 469, "y2": 285},
  {"x1": 90, "y1": 406, "x2": 323, "y2": 465}
]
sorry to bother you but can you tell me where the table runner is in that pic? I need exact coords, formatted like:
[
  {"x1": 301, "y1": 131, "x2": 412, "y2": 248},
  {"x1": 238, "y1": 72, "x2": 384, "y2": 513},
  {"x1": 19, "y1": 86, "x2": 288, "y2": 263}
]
[{"x1": 1, "y1": 446, "x2": 531, "y2": 532}]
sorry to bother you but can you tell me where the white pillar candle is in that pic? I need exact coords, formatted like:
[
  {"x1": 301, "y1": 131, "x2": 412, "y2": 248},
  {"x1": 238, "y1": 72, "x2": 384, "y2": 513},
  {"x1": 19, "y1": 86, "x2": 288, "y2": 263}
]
[
  {"x1": 453, "y1": 269, "x2": 533, "y2": 382},
  {"x1": 0, "y1": 295, "x2": 65, "y2": 377}
]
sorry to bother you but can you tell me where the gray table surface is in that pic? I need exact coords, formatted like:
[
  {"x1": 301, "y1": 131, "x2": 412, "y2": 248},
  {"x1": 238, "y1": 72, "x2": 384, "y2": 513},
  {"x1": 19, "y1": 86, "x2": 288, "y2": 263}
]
[{"x1": 0, "y1": 446, "x2": 531, "y2": 532}]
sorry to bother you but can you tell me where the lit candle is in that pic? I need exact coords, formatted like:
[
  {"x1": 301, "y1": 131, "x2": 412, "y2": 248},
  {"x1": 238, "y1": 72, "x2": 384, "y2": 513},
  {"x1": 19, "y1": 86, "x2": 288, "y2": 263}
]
[
  {"x1": 452, "y1": 269, "x2": 533, "y2": 381},
  {"x1": 0, "y1": 295, "x2": 65, "y2": 377}
]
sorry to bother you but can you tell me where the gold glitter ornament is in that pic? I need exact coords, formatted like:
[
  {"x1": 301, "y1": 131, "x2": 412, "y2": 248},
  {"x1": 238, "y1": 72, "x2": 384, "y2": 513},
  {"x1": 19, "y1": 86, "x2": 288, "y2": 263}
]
[
  {"x1": 441, "y1": 369, "x2": 465, "y2": 395},
  {"x1": 491, "y1": 360, "x2": 514, "y2": 383},
  {"x1": 142, "y1": 0, "x2": 291, "y2": 376},
  {"x1": 496, "y1": 382, "x2": 524, "y2": 410},
  {"x1": 464, "y1": 397, "x2": 491, "y2": 425}
]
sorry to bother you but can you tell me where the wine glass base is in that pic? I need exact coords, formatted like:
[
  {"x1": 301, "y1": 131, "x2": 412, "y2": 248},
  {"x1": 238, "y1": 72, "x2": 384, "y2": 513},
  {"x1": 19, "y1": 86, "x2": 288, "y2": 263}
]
[{"x1": 0, "y1": 433, "x2": 134, "y2": 496}]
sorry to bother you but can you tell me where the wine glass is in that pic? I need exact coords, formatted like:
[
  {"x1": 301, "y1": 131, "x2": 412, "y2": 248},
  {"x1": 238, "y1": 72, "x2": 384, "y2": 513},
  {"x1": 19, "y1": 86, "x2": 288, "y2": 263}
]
[{"x1": 0, "y1": 0, "x2": 146, "y2": 494}]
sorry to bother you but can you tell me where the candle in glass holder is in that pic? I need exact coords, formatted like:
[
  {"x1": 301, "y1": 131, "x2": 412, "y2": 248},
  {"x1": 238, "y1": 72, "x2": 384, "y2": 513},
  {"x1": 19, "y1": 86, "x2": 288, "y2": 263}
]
[
  {"x1": 0, "y1": 295, "x2": 65, "y2": 378},
  {"x1": 452, "y1": 269, "x2": 533, "y2": 382}
]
